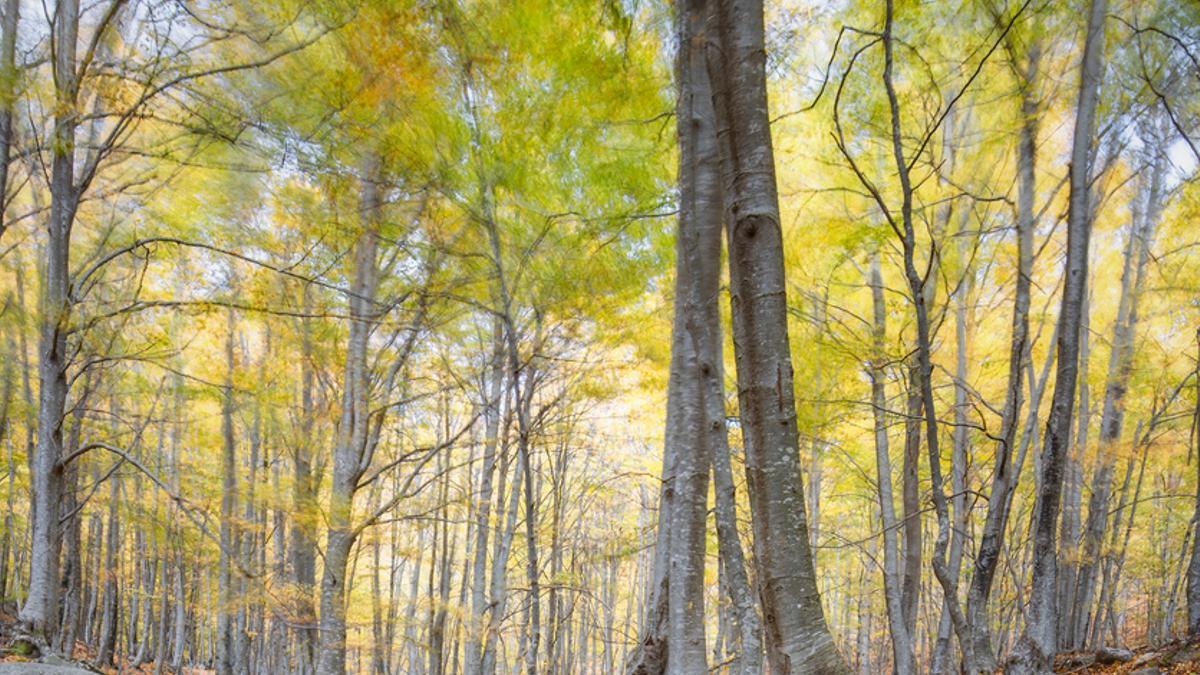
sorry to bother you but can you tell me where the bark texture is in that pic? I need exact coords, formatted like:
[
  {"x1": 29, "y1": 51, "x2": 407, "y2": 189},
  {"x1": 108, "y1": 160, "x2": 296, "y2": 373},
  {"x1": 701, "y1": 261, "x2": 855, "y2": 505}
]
[
  {"x1": 963, "y1": 37, "x2": 1039, "y2": 673},
  {"x1": 705, "y1": 0, "x2": 846, "y2": 671},
  {"x1": 316, "y1": 156, "x2": 383, "y2": 675},
  {"x1": 20, "y1": 0, "x2": 80, "y2": 642},
  {"x1": 1011, "y1": 0, "x2": 1107, "y2": 669}
]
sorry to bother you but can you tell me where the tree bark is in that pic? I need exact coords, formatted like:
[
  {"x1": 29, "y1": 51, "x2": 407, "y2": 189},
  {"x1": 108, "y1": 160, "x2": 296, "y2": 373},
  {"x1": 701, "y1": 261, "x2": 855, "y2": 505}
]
[
  {"x1": 704, "y1": 0, "x2": 846, "y2": 671},
  {"x1": 659, "y1": 0, "x2": 736, "y2": 670},
  {"x1": 900, "y1": 366, "x2": 922, "y2": 641},
  {"x1": 877, "y1": 0, "x2": 974, "y2": 667},
  {"x1": 869, "y1": 251, "x2": 916, "y2": 674},
  {"x1": 1011, "y1": 0, "x2": 1107, "y2": 669},
  {"x1": 481, "y1": 426, "x2": 523, "y2": 675},
  {"x1": 218, "y1": 305, "x2": 239, "y2": 675},
  {"x1": 96, "y1": 465, "x2": 120, "y2": 667},
  {"x1": 1187, "y1": 328, "x2": 1200, "y2": 635},
  {"x1": 464, "y1": 320, "x2": 504, "y2": 675},
  {"x1": 962, "y1": 40, "x2": 1039, "y2": 669},
  {"x1": 316, "y1": 155, "x2": 383, "y2": 675},
  {"x1": 1071, "y1": 148, "x2": 1164, "y2": 649},
  {"x1": 292, "y1": 284, "x2": 319, "y2": 674},
  {"x1": 20, "y1": 0, "x2": 80, "y2": 642}
]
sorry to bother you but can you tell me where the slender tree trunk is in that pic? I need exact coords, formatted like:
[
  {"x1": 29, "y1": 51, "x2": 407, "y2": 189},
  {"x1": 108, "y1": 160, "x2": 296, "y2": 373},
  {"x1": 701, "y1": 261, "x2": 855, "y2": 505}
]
[
  {"x1": 962, "y1": 41, "x2": 1038, "y2": 665},
  {"x1": 1012, "y1": 0, "x2": 1107, "y2": 669},
  {"x1": 705, "y1": 0, "x2": 846, "y2": 670},
  {"x1": 370, "y1": 491, "x2": 387, "y2": 674},
  {"x1": 235, "y1": 333, "x2": 265, "y2": 675},
  {"x1": 465, "y1": 320, "x2": 505, "y2": 675},
  {"x1": 293, "y1": 285, "x2": 319, "y2": 674},
  {"x1": 869, "y1": 251, "x2": 916, "y2": 674},
  {"x1": 0, "y1": 0, "x2": 18, "y2": 243},
  {"x1": 218, "y1": 304, "x2": 239, "y2": 675},
  {"x1": 56, "y1": 373, "x2": 94, "y2": 655},
  {"x1": 710, "y1": 350, "x2": 762, "y2": 675},
  {"x1": 520, "y1": 418, "x2": 540, "y2": 675},
  {"x1": 878, "y1": 0, "x2": 975, "y2": 667},
  {"x1": 1072, "y1": 151, "x2": 1163, "y2": 649},
  {"x1": 0, "y1": 326, "x2": 13, "y2": 606},
  {"x1": 932, "y1": 217, "x2": 973, "y2": 674},
  {"x1": 316, "y1": 155, "x2": 383, "y2": 675},
  {"x1": 97, "y1": 468, "x2": 121, "y2": 666},
  {"x1": 900, "y1": 366, "x2": 922, "y2": 640},
  {"x1": 1092, "y1": 437, "x2": 1146, "y2": 648},
  {"x1": 659, "y1": 1, "x2": 737, "y2": 670},
  {"x1": 1057, "y1": 294, "x2": 1090, "y2": 650},
  {"x1": 481, "y1": 424, "x2": 522, "y2": 675},
  {"x1": 20, "y1": 0, "x2": 80, "y2": 643},
  {"x1": 1186, "y1": 329, "x2": 1200, "y2": 635}
]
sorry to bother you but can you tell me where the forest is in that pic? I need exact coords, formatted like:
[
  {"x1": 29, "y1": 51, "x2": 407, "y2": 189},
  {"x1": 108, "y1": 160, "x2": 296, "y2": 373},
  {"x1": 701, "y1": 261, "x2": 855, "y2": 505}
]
[{"x1": 0, "y1": 0, "x2": 1198, "y2": 673}]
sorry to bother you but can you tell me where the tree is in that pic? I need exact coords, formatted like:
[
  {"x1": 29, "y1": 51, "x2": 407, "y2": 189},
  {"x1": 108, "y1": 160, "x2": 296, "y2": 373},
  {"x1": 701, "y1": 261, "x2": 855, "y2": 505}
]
[
  {"x1": 705, "y1": 0, "x2": 847, "y2": 671},
  {"x1": 1012, "y1": 0, "x2": 1108, "y2": 669}
]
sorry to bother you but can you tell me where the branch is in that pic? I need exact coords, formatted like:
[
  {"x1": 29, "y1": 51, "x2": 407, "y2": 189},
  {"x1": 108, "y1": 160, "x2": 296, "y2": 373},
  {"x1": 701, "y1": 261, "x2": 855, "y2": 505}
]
[
  {"x1": 60, "y1": 440, "x2": 258, "y2": 578},
  {"x1": 905, "y1": 0, "x2": 1034, "y2": 174},
  {"x1": 71, "y1": 236, "x2": 365, "y2": 304}
]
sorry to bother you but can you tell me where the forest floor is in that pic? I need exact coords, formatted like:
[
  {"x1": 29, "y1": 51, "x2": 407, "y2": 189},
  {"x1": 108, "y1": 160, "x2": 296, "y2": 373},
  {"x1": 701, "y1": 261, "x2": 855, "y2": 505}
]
[
  {"x1": 1053, "y1": 636, "x2": 1200, "y2": 674},
  {"x1": 2, "y1": 603, "x2": 1199, "y2": 675},
  {"x1": 0, "y1": 609, "x2": 213, "y2": 675}
]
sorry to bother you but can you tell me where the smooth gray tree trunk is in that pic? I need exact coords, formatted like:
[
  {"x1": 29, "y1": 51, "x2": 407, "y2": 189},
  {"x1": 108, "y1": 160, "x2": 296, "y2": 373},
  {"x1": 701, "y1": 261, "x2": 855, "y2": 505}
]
[
  {"x1": 868, "y1": 251, "x2": 916, "y2": 675},
  {"x1": 962, "y1": 37, "x2": 1039, "y2": 673},
  {"x1": 878, "y1": 0, "x2": 974, "y2": 666},
  {"x1": 292, "y1": 285, "x2": 318, "y2": 674},
  {"x1": 21, "y1": 0, "x2": 79, "y2": 643},
  {"x1": 1070, "y1": 148, "x2": 1164, "y2": 649},
  {"x1": 1011, "y1": 0, "x2": 1107, "y2": 669},
  {"x1": 660, "y1": 0, "x2": 729, "y2": 670},
  {"x1": 217, "y1": 305, "x2": 239, "y2": 675},
  {"x1": 316, "y1": 156, "x2": 383, "y2": 675},
  {"x1": 1188, "y1": 328, "x2": 1200, "y2": 635},
  {"x1": 464, "y1": 320, "x2": 504, "y2": 675},
  {"x1": 705, "y1": 0, "x2": 846, "y2": 671}
]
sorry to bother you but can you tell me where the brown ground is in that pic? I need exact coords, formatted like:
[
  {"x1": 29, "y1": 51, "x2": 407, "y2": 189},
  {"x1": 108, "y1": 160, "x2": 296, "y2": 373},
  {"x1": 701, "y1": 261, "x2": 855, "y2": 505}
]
[
  {"x1": 0, "y1": 609, "x2": 212, "y2": 674},
  {"x1": 1054, "y1": 637, "x2": 1200, "y2": 674}
]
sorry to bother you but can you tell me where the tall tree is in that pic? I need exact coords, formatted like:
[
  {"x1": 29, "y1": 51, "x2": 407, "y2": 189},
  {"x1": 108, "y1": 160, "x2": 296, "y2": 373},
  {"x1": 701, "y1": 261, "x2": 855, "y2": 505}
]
[
  {"x1": 1012, "y1": 0, "x2": 1108, "y2": 669},
  {"x1": 20, "y1": 0, "x2": 83, "y2": 641},
  {"x1": 316, "y1": 157, "x2": 384, "y2": 675},
  {"x1": 963, "y1": 30, "x2": 1041, "y2": 673},
  {"x1": 1188, "y1": 327, "x2": 1200, "y2": 636},
  {"x1": 868, "y1": 250, "x2": 916, "y2": 674},
  {"x1": 705, "y1": 0, "x2": 847, "y2": 671}
]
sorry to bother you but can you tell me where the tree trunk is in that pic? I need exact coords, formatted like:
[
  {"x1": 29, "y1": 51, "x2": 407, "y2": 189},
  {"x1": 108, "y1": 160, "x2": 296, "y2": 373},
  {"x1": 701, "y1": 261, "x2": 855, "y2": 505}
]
[
  {"x1": 1012, "y1": 0, "x2": 1106, "y2": 669},
  {"x1": 1186, "y1": 329, "x2": 1200, "y2": 635},
  {"x1": 56, "y1": 373, "x2": 95, "y2": 655},
  {"x1": 869, "y1": 251, "x2": 916, "y2": 674},
  {"x1": 481, "y1": 418, "x2": 522, "y2": 675},
  {"x1": 217, "y1": 304, "x2": 239, "y2": 675},
  {"x1": 659, "y1": 0, "x2": 736, "y2": 670},
  {"x1": 293, "y1": 284, "x2": 319, "y2": 674},
  {"x1": 0, "y1": 325, "x2": 13, "y2": 606},
  {"x1": 900, "y1": 366, "x2": 922, "y2": 641},
  {"x1": 465, "y1": 320, "x2": 505, "y2": 675},
  {"x1": 0, "y1": 0, "x2": 18, "y2": 242},
  {"x1": 316, "y1": 155, "x2": 383, "y2": 675},
  {"x1": 1072, "y1": 149, "x2": 1164, "y2": 649},
  {"x1": 704, "y1": 0, "x2": 846, "y2": 671},
  {"x1": 1057, "y1": 291, "x2": 1090, "y2": 650},
  {"x1": 97, "y1": 469, "x2": 121, "y2": 666},
  {"x1": 878, "y1": 0, "x2": 974, "y2": 667},
  {"x1": 962, "y1": 39, "x2": 1038, "y2": 663},
  {"x1": 20, "y1": 0, "x2": 80, "y2": 642}
]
